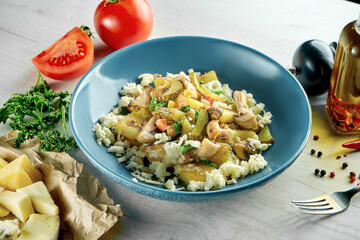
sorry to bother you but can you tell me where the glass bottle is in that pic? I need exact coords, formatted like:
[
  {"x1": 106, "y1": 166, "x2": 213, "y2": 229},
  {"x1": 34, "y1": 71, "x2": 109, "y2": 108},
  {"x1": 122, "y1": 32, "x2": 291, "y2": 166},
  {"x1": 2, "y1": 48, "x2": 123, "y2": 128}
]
[{"x1": 327, "y1": 14, "x2": 360, "y2": 134}]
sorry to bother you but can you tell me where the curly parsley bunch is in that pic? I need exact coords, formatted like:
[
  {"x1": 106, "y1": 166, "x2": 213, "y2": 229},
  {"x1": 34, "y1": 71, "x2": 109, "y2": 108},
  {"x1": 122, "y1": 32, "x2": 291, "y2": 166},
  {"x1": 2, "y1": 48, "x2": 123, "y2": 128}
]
[{"x1": 0, "y1": 72, "x2": 77, "y2": 152}]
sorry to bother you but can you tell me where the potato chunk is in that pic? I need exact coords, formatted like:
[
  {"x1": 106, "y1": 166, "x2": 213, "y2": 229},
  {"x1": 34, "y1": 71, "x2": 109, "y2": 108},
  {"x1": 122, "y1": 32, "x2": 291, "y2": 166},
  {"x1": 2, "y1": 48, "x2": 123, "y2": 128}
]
[
  {"x1": 208, "y1": 143, "x2": 232, "y2": 166},
  {"x1": 174, "y1": 163, "x2": 215, "y2": 184}
]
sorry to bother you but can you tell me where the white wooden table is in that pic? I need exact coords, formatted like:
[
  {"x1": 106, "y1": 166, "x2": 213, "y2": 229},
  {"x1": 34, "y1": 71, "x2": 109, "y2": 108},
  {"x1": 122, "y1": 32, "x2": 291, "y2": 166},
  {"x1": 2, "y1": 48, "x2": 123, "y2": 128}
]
[{"x1": 1, "y1": 0, "x2": 360, "y2": 239}]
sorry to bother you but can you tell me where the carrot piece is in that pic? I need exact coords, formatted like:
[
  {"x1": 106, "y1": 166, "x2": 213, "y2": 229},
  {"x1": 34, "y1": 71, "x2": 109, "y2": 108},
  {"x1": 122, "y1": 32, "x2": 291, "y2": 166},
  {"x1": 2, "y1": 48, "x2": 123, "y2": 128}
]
[
  {"x1": 177, "y1": 96, "x2": 188, "y2": 107},
  {"x1": 156, "y1": 119, "x2": 168, "y2": 132}
]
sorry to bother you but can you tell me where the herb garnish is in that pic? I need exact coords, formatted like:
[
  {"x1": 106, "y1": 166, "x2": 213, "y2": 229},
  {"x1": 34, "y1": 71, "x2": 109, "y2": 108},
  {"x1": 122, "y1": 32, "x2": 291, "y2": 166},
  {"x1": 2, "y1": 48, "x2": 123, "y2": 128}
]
[
  {"x1": 149, "y1": 98, "x2": 168, "y2": 111},
  {"x1": 210, "y1": 88, "x2": 224, "y2": 95},
  {"x1": 172, "y1": 120, "x2": 182, "y2": 133},
  {"x1": 199, "y1": 159, "x2": 218, "y2": 169},
  {"x1": 155, "y1": 101, "x2": 168, "y2": 111},
  {"x1": 194, "y1": 109, "x2": 199, "y2": 123},
  {"x1": 177, "y1": 144, "x2": 193, "y2": 154},
  {"x1": 149, "y1": 98, "x2": 159, "y2": 111},
  {"x1": 180, "y1": 105, "x2": 191, "y2": 112},
  {"x1": 0, "y1": 72, "x2": 77, "y2": 152}
]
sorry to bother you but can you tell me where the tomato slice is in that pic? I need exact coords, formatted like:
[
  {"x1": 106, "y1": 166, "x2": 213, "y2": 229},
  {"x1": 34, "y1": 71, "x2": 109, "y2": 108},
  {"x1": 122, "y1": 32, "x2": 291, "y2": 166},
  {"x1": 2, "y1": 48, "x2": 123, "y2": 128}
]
[{"x1": 32, "y1": 27, "x2": 94, "y2": 80}]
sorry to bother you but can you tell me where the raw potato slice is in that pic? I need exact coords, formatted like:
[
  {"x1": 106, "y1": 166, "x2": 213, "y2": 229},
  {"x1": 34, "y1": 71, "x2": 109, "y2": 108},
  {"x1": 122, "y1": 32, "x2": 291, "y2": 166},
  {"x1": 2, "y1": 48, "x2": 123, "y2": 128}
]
[
  {"x1": 0, "y1": 187, "x2": 10, "y2": 217},
  {"x1": 0, "y1": 190, "x2": 34, "y2": 222},
  {"x1": 18, "y1": 214, "x2": 60, "y2": 240},
  {"x1": 0, "y1": 154, "x2": 43, "y2": 191},
  {"x1": 17, "y1": 181, "x2": 59, "y2": 216},
  {"x1": 0, "y1": 157, "x2": 8, "y2": 169}
]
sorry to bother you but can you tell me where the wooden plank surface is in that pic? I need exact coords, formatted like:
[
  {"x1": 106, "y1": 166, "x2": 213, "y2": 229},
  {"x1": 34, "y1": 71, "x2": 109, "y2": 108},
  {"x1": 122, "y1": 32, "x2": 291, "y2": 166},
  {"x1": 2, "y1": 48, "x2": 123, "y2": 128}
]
[{"x1": 0, "y1": 0, "x2": 359, "y2": 239}]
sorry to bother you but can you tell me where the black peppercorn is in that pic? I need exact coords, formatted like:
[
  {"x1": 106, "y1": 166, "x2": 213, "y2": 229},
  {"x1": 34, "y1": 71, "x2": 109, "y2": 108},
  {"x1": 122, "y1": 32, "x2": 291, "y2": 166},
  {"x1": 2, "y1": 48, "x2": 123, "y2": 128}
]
[
  {"x1": 350, "y1": 171, "x2": 356, "y2": 177},
  {"x1": 336, "y1": 156, "x2": 341, "y2": 160},
  {"x1": 342, "y1": 162, "x2": 349, "y2": 169},
  {"x1": 311, "y1": 149, "x2": 316, "y2": 155},
  {"x1": 317, "y1": 151, "x2": 323, "y2": 158},
  {"x1": 320, "y1": 169, "x2": 326, "y2": 177},
  {"x1": 313, "y1": 135, "x2": 319, "y2": 140},
  {"x1": 314, "y1": 168, "x2": 320, "y2": 175}
]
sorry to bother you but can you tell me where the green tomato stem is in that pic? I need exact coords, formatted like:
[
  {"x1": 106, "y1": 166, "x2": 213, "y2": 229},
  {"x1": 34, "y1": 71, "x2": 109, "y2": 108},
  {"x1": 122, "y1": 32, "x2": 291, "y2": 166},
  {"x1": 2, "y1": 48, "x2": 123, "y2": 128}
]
[{"x1": 80, "y1": 25, "x2": 94, "y2": 38}]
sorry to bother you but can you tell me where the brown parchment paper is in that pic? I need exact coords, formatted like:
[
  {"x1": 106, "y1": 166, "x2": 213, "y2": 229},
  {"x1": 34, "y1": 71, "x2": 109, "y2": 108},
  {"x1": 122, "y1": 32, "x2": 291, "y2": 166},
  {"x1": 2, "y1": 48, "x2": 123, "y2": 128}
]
[{"x1": 0, "y1": 131, "x2": 123, "y2": 240}]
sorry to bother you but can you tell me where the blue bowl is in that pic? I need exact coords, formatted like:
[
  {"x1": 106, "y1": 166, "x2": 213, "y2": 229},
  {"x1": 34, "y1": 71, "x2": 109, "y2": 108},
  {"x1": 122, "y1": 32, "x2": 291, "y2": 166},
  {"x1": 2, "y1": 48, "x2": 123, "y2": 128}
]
[{"x1": 69, "y1": 36, "x2": 311, "y2": 201}]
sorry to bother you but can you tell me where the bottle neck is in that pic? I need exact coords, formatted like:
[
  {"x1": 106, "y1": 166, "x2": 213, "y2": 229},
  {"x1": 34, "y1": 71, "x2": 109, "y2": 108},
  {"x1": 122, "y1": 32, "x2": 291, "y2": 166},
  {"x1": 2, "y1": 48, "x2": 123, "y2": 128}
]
[{"x1": 355, "y1": 14, "x2": 360, "y2": 34}]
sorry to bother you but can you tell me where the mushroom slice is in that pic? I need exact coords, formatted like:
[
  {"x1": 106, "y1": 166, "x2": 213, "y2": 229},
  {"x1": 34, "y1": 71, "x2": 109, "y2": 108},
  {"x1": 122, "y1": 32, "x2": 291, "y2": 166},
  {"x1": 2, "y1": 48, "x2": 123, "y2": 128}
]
[
  {"x1": 206, "y1": 120, "x2": 221, "y2": 140},
  {"x1": 151, "y1": 86, "x2": 170, "y2": 99},
  {"x1": 207, "y1": 107, "x2": 223, "y2": 120},
  {"x1": 233, "y1": 91, "x2": 248, "y2": 110},
  {"x1": 136, "y1": 114, "x2": 161, "y2": 143},
  {"x1": 128, "y1": 86, "x2": 153, "y2": 111},
  {"x1": 216, "y1": 129, "x2": 230, "y2": 143},
  {"x1": 233, "y1": 140, "x2": 256, "y2": 161},
  {"x1": 232, "y1": 90, "x2": 258, "y2": 130},
  {"x1": 173, "y1": 75, "x2": 198, "y2": 99},
  {"x1": 233, "y1": 109, "x2": 258, "y2": 130},
  {"x1": 166, "y1": 124, "x2": 179, "y2": 138},
  {"x1": 197, "y1": 138, "x2": 221, "y2": 158}
]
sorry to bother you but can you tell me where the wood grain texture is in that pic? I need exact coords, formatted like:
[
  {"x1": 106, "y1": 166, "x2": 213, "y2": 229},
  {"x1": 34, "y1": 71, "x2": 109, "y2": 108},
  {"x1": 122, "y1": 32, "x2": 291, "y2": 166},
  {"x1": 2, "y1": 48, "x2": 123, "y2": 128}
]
[{"x1": 0, "y1": 0, "x2": 359, "y2": 239}]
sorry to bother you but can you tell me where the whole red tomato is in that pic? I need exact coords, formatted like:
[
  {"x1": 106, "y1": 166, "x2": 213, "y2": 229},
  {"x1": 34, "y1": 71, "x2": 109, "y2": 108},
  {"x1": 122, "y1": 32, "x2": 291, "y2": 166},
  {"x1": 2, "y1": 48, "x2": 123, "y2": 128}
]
[{"x1": 94, "y1": 0, "x2": 153, "y2": 50}]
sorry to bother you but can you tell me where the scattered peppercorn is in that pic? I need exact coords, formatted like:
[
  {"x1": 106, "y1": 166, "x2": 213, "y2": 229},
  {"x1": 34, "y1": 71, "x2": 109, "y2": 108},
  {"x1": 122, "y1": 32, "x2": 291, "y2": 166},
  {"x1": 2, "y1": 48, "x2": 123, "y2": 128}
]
[
  {"x1": 310, "y1": 149, "x2": 316, "y2": 155},
  {"x1": 317, "y1": 151, "x2": 323, "y2": 158},
  {"x1": 320, "y1": 169, "x2": 326, "y2": 177},
  {"x1": 314, "y1": 168, "x2": 320, "y2": 175},
  {"x1": 336, "y1": 156, "x2": 341, "y2": 160},
  {"x1": 342, "y1": 162, "x2": 349, "y2": 169},
  {"x1": 344, "y1": 154, "x2": 347, "y2": 157},
  {"x1": 350, "y1": 171, "x2": 356, "y2": 177},
  {"x1": 350, "y1": 175, "x2": 356, "y2": 182},
  {"x1": 313, "y1": 135, "x2": 319, "y2": 140},
  {"x1": 330, "y1": 171, "x2": 335, "y2": 178}
]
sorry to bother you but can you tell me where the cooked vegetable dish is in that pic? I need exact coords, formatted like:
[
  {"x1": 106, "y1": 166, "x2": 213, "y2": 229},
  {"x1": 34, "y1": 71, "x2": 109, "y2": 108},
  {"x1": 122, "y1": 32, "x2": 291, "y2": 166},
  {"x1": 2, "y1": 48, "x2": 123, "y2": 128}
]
[{"x1": 94, "y1": 69, "x2": 274, "y2": 191}]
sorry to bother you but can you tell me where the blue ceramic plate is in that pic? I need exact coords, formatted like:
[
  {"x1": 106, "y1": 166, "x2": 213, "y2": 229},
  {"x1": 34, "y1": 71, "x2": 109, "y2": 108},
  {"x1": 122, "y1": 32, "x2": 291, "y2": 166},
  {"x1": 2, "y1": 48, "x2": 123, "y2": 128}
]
[{"x1": 69, "y1": 36, "x2": 311, "y2": 201}]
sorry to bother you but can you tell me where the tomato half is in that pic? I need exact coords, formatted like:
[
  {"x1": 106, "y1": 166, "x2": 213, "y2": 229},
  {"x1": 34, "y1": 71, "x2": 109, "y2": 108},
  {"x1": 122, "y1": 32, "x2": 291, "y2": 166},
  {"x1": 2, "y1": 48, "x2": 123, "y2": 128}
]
[
  {"x1": 32, "y1": 27, "x2": 94, "y2": 80},
  {"x1": 94, "y1": 0, "x2": 153, "y2": 50}
]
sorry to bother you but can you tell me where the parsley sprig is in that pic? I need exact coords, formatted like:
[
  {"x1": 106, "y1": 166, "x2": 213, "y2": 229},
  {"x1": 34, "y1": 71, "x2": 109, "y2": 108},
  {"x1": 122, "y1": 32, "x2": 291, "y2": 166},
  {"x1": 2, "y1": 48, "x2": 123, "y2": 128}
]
[
  {"x1": 0, "y1": 72, "x2": 77, "y2": 152},
  {"x1": 199, "y1": 159, "x2": 218, "y2": 169}
]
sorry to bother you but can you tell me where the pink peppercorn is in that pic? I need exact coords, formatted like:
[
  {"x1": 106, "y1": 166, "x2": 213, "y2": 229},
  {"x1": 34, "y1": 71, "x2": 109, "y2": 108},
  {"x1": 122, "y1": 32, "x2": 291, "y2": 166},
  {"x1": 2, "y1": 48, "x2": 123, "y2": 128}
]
[
  {"x1": 350, "y1": 175, "x2": 356, "y2": 182},
  {"x1": 330, "y1": 172, "x2": 335, "y2": 178}
]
